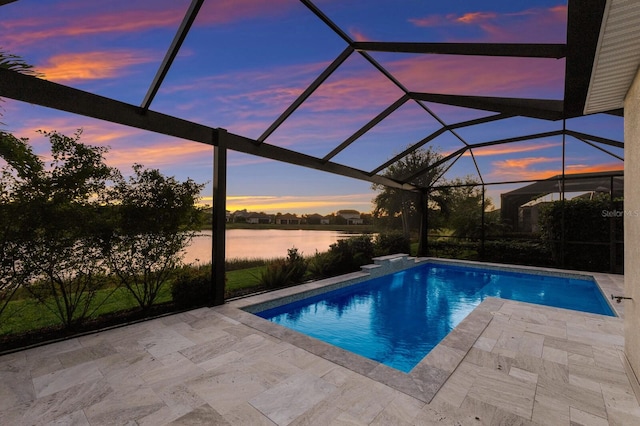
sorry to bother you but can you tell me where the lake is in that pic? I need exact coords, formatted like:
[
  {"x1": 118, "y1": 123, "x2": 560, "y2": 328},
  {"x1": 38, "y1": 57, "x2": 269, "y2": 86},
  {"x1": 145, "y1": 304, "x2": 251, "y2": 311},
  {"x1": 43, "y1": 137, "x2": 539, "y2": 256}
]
[{"x1": 183, "y1": 229, "x2": 359, "y2": 263}]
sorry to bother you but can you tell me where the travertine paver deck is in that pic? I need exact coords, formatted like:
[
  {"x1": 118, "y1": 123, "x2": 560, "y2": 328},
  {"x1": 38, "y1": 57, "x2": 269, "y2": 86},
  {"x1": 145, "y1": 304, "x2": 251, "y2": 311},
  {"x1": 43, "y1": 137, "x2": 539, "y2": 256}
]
[{"x1": 0, "y1": 271, "x2": 638, "y2": 425}]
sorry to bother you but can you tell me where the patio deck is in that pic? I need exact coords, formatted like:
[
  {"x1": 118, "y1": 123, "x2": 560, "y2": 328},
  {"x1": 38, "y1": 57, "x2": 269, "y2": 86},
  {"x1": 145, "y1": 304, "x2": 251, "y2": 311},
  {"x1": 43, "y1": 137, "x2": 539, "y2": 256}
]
[{"x1": 1, "y1": 272, "x2": 638, "y2": 425}]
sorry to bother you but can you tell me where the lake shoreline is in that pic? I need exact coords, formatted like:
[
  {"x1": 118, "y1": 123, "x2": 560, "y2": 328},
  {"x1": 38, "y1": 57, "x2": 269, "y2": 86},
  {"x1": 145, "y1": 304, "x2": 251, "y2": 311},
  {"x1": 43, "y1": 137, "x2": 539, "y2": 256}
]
[
  {"x1": 185, "y1": 229, "x2": 369, "y2": 263},
  {"x1": 199, "y1": 223, "x2": 377, "y2": 233}
]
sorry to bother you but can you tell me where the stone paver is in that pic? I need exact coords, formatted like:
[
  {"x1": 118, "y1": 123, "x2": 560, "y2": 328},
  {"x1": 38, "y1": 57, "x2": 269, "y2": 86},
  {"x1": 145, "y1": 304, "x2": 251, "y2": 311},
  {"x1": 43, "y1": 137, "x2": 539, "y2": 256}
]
[{"x1": 1, "y1": 268, "x2": 639, "y2": 425}]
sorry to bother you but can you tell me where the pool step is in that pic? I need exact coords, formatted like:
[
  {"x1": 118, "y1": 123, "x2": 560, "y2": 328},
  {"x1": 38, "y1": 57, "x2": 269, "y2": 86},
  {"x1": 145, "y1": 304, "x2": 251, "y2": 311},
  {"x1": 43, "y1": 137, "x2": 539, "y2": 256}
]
[{"x1": 360, "y1": 253, "x2": 426, "y2": 277}]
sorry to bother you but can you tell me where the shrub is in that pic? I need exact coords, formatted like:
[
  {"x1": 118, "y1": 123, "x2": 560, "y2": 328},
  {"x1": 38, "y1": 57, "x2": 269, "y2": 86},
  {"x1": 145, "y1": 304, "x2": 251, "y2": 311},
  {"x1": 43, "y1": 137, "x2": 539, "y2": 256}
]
[
  {"x1": 171, "y1": 266, "x2": 211, "y2": 309},
  {"x1": 481, "y1": 240, "x2": 553, "y2": 266},
  {"x1": 309, "y1": 235, "x2": 374, "y2": 279},
  {"x1": 538, "y1": 197, "x2": 623, "y2": 272},
  {"x1": 258, "y1": 247, "x2": 307, "y2": 289},
  {"x1": 374, "y1": 232, "x2": 410, "y2": 256},
  {"x1": 428, "y1": 239, "x2": 478, "y2": 259},
  {"x1": 106, "y1": 165, "x2": 204, "y2": 310},
  {"x1": 307, "y1": 251, "x2": 333, "y2": 279},
  {"x1": 425, "y1": 238, "x2": 554, "y2": 267},
  {"x1": 257, "y1": 260, "x2": 290, "y2": 289},
  {"x1": 285, "y1": 247, "x2": 307, "y2": 284}
]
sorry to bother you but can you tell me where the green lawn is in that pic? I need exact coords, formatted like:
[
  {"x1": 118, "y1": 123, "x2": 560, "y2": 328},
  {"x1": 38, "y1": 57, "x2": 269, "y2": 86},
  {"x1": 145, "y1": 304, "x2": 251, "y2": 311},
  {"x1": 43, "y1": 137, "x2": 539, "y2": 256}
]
[
  {"x1": 0, "y1": 285, "x2": 174, "y2": 336},
  {"x1": 226, "y1": 266, "x2": 265, "y2": 295},
  {"x1": 0, "y1": 266, "x2": 267, "y2": 337}
]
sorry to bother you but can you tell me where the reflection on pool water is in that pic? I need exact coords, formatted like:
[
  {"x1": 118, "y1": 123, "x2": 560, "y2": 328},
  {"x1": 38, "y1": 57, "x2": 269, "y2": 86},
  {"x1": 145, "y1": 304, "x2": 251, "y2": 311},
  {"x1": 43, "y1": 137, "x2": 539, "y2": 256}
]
[{"x1": 256, "y1": 263, "x2": 614, "y2": 373}]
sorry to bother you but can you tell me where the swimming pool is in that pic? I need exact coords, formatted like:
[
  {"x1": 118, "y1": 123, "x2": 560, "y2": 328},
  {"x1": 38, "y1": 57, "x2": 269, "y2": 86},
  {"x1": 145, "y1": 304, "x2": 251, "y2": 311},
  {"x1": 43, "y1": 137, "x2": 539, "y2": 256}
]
[{"x1": 256, "y1": 262, "x2": 614, "y2": 373}]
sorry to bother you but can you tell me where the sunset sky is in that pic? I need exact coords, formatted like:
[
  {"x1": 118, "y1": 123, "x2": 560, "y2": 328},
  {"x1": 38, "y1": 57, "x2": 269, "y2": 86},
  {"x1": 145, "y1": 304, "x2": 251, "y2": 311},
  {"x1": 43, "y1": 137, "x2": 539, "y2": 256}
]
[{"x1": 0, "y1": 0, "x2": 624, "y2": 214}]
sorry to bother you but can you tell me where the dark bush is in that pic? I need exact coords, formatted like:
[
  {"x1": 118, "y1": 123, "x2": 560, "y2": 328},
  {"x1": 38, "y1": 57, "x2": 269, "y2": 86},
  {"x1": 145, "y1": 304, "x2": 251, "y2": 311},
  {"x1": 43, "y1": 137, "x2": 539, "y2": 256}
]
[
  {"x1": 171, "y1": 266, "x2": 211, "y2": 309},
  {"x1": 425, "y1": 238, "x2": 553, "y2": 267},
  {"x1": 538, "y1": 197, "x2": 623, "y2": 272},
  {"x1": 258, "y1": 247, "x2": 307, "y2": 289},
  {"x1": 285, "y1": 248, "x2": 307, "y2": 284},
  {"x1": 428, "y1": 239, "x2": 478, "y2": 259},
  {"x1": 563, "y1": 243, "x2": 611, "y2": 272},
  {"x1": 308, "y1": 235, "x2": 374, "y2": 278},
  {"x1": 307, "y1": 251, "x2": 333, "y2": 279},
  {"x1": 374, "y1": 232, "x2": 410, "y2": 256},
  {"x1": 481, "y1": 240, "x2": 553, "y2": 266},
  {"x1": 257, "y1": 260, "x2": 290, "y2": 289}
]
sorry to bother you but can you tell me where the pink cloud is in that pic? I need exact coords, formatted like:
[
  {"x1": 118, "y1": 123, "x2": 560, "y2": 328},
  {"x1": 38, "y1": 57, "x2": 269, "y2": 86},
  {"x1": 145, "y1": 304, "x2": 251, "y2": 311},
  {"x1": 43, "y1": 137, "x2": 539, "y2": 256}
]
[
  {"x1": 105, "y1": 142, "x2": 211, "y2": 171},
  {"x1": 6, "y1": 117, "x2": 212, "y2": 172},
  {"x1": 489, "y1": 156, "x2": 560, "y2": 180},
  {"x1": 408, "y1": 16, "x2": 446, "y2": 27},
  {"x1": 470, "y1": 141, "x2": 561, "y2": 157},
  {"x1": 407, "y1": 5, "x2": 567, "y2": 43},
  {"x1": 300, "y1": 68, "x2": 403, "y2": 113},
  {"x1": 388, "y1": 55, "x2": 564, "y2": 97},
  {"x1": 39, "y1": 50, "x2": 155, "y2": 82},
  {"x1": 454, "y1": 12, "x2": 499, "y2": 24},
  {"x1": 156, "y1": 50, "x2": 563, "y2": 149},
  {"x1": 349, "y1": 27, "x2": 371, "y2": 42},
  {"x1": 225, "y1": 193, "x2": 374, "y2": 215},
  {"x1": 162, "y1": 60, "x2": 327, "y2": 106},
  {"x1": 159, "y1": 56, "x2": 406, "y2": 145},
  {"x1": 1, "y1": 9, "x2": 181, "y2": 50},
  {"x1": 196, "y1": 0, "x2": 296, "y2": 26},
  {"x1": 1, "y1": 0, "x2": 296, "y2": 50},
  {"x1": 565, "y1": 163, "x2": 623, "y2": 173},
  {"x1": 7, "y1": 116, "x2": 143, "y2": 150}
]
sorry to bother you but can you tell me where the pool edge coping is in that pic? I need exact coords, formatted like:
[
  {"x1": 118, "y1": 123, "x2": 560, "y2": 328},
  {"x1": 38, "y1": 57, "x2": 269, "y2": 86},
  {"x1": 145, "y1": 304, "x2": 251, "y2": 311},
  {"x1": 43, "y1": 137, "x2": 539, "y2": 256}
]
[
  {"x1": 422, "y1": 257, "x2": 622, "y2": 317},
  {"x1": 222, "y1": 258, "x2": 624, "y2": 403},
  {"x1": 219, "y1": 297, "x2": 500, "y2": 403}
]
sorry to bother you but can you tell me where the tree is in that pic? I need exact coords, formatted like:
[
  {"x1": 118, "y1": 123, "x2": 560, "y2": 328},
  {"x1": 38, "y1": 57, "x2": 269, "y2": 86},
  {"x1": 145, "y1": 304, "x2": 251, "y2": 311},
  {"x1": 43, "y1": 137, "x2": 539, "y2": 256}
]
[
  {"x1": 372, "y1": 147, "x2": 445, "y2": 236},
  {"x1": 104, "y1": 165, "x2": 204, "y2": 310},
  {"x1": 436, "y1": 178, "x2": 491, "y2": 239},
  {"x1": 334, "y1": 214, "x2": 347, "y2": 226},
  {"x1": 0, "y1": 49, "x2": 37, "y2": 74},
  {"x1": 1, "y1": 130, "x2": 117, "y2": 328},
  {"x1": 1, "y1": 128, "x2": 206, "y2": 329},
  {"x1": 0, "y1": 132, "x2": 41, "y2": 318},
  {"x1": 538, "y1": 196, "x2": 621, "y2": 271},
  {"x1": 1, "y1": 49, "x2": 39, "y2": 125}
]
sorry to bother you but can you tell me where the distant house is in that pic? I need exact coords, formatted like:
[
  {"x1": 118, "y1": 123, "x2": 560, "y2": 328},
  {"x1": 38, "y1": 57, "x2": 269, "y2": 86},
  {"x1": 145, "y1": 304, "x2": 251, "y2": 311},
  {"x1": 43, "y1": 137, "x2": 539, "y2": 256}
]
[
  {"x1": 275, "y1": 213, "x2": 301, "y2": 225},
  {"x1": 305, "y1": 213, "x2": 325, "y2": 225},
  {"x1": 321, "y1": 216, "x2": 331, "y2": 225},
  {"x1": 246, "y1": 213, "x2": 273, "y2": 224},
  {"x1": 337, "y1": 209, "x2": 363, "y2": 225},
  {"x1": 232, "y1": 209, "x2": 251, "y2": 222}
]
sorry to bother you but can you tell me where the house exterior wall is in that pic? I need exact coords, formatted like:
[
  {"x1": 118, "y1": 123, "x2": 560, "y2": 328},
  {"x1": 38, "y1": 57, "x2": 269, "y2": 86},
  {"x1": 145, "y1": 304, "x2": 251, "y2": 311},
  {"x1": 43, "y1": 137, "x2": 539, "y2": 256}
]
[
  {"x1": 275, "y1": 218, "x2": 300, "y2": 225},
  {"x1": 624, "y1": 67, "x2": 640, "y2": 382},
  {"x1": 337, "y1": 211, "x2": 363, "y2": 225}
]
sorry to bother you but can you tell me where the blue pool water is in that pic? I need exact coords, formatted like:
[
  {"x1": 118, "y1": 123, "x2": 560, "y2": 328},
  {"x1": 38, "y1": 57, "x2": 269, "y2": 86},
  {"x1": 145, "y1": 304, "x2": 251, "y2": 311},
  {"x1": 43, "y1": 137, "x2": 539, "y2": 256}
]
[{"x1": 256, "y1": 263, "x2": 614, "y2": 373}]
